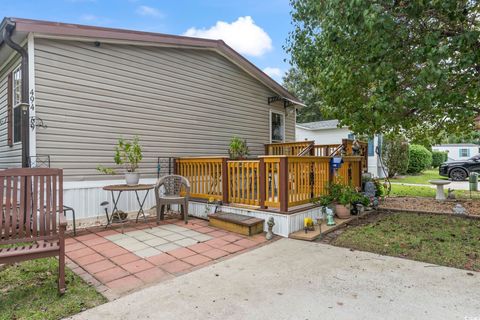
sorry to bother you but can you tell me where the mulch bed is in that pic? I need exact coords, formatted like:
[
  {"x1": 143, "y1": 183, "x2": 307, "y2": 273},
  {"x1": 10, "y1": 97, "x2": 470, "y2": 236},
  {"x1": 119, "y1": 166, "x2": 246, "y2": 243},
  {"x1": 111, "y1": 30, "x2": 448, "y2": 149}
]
[{"x1": 379, "y1": 196, "x2": 480, "y2": 216}]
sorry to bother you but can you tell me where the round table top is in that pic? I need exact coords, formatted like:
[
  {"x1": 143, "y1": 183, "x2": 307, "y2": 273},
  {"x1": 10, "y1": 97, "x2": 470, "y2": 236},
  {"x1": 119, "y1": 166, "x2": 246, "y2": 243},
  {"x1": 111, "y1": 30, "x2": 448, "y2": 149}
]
[
  {"x1": 103, "y1": 184, "x2": 155, "y2": 191},
  {"x1": 428, "y1": 180, "x2": 451, "y2": 185}
]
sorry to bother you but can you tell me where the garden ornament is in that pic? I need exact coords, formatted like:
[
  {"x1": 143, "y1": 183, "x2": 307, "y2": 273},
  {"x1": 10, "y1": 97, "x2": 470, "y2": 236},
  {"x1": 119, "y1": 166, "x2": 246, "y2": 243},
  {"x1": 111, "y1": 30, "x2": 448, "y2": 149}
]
[
  {"x1": 364, "y1": 181, "x2": 376, "y2": 198},
  {"x1": 452, "y1": 204, "x2": 467, "y2": 215},
  {"x1": 326, "y1": 208, "x2": 336, "y2": 226},
  {"x1": 266, "y1": 217, "x2": 275, "y2": 240},
  {"x1": 447, "y1": 188, "x2": 456, "y2": 200}
]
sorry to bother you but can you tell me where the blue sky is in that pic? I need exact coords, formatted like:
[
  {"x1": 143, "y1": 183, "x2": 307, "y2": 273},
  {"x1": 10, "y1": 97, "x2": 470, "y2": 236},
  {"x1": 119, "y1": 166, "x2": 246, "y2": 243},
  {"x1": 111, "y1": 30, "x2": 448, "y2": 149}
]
[{"x1": 2, "y1": 0, "x2": 294, "y2": 82}]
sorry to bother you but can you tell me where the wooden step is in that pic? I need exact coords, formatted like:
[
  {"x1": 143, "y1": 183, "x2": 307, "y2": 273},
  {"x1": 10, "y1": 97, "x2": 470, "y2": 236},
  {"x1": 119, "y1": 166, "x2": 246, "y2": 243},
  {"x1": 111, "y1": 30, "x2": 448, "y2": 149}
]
[{"x1": 208, "y1": 212, "x2": 264, "y2": 236}]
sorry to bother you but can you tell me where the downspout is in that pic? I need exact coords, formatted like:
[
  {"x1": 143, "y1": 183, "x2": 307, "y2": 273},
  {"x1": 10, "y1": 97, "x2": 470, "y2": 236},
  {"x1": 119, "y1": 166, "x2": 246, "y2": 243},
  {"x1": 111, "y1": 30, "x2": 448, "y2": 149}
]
[{"x1": 3, "y1": 19, "x2": 30, "y2": 168}]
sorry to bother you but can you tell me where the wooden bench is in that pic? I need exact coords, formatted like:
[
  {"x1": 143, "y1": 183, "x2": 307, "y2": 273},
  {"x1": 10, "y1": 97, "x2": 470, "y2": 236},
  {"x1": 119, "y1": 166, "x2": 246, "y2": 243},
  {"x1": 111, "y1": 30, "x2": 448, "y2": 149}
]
[{"x1": 0, "y1": 168, "x2": 66, "y2": 294}]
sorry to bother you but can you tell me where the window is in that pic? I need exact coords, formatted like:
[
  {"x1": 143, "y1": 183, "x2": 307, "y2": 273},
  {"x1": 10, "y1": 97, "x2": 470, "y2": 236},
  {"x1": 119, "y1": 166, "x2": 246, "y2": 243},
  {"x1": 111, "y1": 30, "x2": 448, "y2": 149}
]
[
  {"x1": 12, "y1": 65, "x2": 22, "y2": 143},
  {"x1": 270, "y1": 110, "x2": 285, "y2": 142},
  {"x1": 347, "y1": 133, "x2": 355, "y2": 140},
  {"x1": 459, "y1": 148, "x2": 470, "y2": 158}
]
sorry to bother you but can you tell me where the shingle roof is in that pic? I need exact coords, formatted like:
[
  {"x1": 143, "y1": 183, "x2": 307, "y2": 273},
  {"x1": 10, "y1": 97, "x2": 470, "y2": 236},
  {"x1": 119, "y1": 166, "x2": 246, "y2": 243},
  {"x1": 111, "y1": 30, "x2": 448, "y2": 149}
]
[
  {"x1": 433, "y1": 144, "x2": 479, "y2": 147},
  {"x1": 0, "y1": 17, "x2": 302, "y2": 106},
  {"x1": 296, "y1": 120, "x2": 343, "y2": 130}
]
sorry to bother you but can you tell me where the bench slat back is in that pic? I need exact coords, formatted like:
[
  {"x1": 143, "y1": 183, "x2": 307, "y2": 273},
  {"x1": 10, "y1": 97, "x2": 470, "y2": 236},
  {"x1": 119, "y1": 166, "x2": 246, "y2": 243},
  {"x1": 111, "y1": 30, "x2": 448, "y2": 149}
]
[{"x1": 0, "y1": 168, "x2": 63, "y2": 243}]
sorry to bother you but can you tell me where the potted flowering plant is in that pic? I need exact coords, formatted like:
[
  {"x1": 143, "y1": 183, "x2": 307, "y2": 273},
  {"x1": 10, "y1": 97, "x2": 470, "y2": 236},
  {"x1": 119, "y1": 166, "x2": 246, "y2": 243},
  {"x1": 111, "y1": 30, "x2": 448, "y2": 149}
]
[{"x1": 97, "y1": 136, "x2": 143, "y2": 185}]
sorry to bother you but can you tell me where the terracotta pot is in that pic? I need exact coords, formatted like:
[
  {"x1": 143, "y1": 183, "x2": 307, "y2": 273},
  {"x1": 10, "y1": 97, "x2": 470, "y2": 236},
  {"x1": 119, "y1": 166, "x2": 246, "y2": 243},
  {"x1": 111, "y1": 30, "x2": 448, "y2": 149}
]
[{"x1": 335, "y1": 204, "x2": 351, "y2": 219}]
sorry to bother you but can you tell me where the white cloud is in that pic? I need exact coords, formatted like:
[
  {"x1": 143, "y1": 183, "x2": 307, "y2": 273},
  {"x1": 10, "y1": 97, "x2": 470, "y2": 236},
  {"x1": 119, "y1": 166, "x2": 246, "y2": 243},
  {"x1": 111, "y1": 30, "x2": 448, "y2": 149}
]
[
  {"x1": 79, "y1": 14, "x2": 112, "y2": 25},
  {"x1": 263, "y1": 67, "x2": 284, "y2": 82},
  {"x1": 183, "y1": 16, "x2": 272, "y2": 57},
  {"x1": 136, "y1": 5, "x2": 163, "y2": 18}
]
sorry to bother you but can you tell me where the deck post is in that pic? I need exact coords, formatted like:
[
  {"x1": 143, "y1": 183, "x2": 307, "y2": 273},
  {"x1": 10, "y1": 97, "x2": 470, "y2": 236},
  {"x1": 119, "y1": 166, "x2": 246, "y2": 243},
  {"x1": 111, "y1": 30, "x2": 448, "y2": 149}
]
[
  {"x1": 259, "y1": 158, "x2": 266, "y2": 209},
  {"x1": 172, "y1": 157, "x2": 177, "y2": 175},
  {"x1": 222, "y1": 158, "x2": 229, "y2": 204},
  {"x1": 279, "y1": 157, "x2": 288, "y2": 212}
]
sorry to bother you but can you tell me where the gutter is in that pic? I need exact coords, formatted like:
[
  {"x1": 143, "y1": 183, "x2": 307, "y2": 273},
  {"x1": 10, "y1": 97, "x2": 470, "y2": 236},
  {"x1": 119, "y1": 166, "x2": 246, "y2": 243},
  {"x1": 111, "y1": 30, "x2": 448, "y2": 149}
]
[{"x1": 2, "y1": 18, "x2": 29, "y2": 167}]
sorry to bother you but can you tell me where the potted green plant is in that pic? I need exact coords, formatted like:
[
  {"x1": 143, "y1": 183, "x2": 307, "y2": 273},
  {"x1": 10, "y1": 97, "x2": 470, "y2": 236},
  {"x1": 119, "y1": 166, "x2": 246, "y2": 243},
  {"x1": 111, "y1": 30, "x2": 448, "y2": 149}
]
[
  {"x1": 97, "y1": 136, "x2": 143, "y2": 185},
  {"x1": 228, "y1": 136, "x2": 249, "y2": 160},
  {"x1": 328, "y1": 181, "x2": 357, "y2": 219}
]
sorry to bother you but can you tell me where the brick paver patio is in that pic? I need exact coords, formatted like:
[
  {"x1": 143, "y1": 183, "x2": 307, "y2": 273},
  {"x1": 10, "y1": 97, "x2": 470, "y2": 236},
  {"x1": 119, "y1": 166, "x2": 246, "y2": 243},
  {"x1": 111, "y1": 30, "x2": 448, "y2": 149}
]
[{"x1": 65, "y1": 218, "x2": 270, "y2": 299}]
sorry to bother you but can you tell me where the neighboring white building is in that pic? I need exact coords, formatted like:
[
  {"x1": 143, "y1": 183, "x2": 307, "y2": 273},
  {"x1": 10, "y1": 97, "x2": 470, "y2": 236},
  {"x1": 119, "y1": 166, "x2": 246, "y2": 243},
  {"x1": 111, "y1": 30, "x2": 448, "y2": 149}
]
[
  {"x1": 296, "y1": 120, "x2": 385, "y2": 178},
  {"x1": 432, "y1": 144, "x2": 479, "y2": 161}
]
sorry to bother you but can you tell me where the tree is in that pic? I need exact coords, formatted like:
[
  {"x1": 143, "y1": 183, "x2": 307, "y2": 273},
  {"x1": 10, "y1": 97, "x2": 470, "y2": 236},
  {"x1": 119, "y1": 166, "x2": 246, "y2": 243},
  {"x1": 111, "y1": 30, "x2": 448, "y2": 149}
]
[
  {"x1": 286, "y1": 0, "x2": 480, "y2": 141},
  {"x1": 382, "y1": 134, "x2": 409, "y2": 178},
  {"x1": 282, "y1": 68, "x2": 324, "y2": 123}
]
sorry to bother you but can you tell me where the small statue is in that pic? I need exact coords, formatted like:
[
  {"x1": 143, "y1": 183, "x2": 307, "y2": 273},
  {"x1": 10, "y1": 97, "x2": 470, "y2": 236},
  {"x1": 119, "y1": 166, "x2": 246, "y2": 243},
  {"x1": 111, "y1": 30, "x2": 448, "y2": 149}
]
[
  {"x1": 453, "y1": 204, "x2": 467, "y2": 215},
  {"x1": 364, "y1": 181, "x2": 376, "y2": 198},
  {"x1": 352, "y1": 140, "x2": 361, "y2": 155},
  {"x1": 326, "y1": 208, "x2": 336, "y2": 226},
  {"x1": 266, "y1": 217, "x2": 275, "y2": 240},
  {"x1": 447, "y1": 188, "x2": 456, "y2": 200}
]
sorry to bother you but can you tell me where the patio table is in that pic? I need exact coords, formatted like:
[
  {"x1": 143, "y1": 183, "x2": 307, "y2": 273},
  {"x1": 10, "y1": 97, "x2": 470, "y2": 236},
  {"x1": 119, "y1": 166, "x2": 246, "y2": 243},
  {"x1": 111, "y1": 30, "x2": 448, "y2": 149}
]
[{"x1": 102, "y1": 184, "x2": 154, "y2": 230}]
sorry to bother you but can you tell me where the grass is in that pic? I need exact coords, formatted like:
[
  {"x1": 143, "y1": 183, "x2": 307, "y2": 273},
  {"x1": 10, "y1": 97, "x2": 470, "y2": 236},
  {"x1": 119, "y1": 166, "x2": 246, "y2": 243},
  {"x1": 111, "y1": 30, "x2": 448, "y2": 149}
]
[
  {"x1": 333, "y1": 213, "x2": 480, "y2": 271},
  {"x1": 0, "y1": 257, "x2": 106, "y2": 320},
  {"x1": 388, "y1": 169, "x2": 445, "y2": 185},
  {"x1": 388, "y1": 184, "x2": 480, "y2": 199}
]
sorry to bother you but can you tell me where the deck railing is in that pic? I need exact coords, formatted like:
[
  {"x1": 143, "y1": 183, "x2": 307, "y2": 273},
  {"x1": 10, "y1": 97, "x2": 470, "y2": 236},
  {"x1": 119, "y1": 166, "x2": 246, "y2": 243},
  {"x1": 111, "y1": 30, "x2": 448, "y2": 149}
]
[
  {"x1": 227, "y1": 160, "x2": 260, "y2": 206},
  {"x1": 264, "y1": 141, "x2": 314, "y2": 156},
  {"x1": 176, "y1": 155, "x2": 363, "y2": 212},
  {"x1": 175, "y1": 157, "x2": 225, "y2": 201}
]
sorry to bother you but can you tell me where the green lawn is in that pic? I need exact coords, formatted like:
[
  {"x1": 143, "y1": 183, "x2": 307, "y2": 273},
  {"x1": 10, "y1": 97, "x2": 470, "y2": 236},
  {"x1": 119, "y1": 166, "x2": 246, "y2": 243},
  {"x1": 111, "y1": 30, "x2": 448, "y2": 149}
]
[
  {"x1": 333, "y1": 213, "x2": 480, "y2": 271},
  {"x1": 0, "y1": 257, "x2": 106, "y2": 320},
  {"x1": 389, "y1": 169, "x2": 445, "y2": 184},
  {"x1": 389, "y1": 184, "x2": 480, "y2": 199}
]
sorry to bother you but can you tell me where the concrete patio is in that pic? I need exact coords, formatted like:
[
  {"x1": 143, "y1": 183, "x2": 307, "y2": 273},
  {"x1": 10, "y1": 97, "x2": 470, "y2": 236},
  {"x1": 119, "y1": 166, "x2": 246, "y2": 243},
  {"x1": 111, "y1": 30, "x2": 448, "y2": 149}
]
[
  {"x1": 65, "y1": 218, "x2": 269, "y2": 299},
  {"x1": 69, "y1": 238, "x2": 480, "y2": 320}
]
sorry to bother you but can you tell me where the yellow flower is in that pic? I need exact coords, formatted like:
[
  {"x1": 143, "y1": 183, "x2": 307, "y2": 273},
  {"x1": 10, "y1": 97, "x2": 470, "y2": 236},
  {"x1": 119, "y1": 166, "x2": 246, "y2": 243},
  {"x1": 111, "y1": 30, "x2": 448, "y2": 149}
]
[{"x1": 208, "y1": 197, "x2": 215, "y2": 203}]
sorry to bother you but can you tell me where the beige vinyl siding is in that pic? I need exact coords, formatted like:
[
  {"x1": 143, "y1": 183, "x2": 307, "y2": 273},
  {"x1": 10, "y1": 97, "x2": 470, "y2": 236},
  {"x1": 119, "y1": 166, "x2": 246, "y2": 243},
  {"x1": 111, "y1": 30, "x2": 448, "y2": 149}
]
[
  {"x1": 0, "y1": 55, "x2": 22, "y2": 169},
  {"x1": 34, "y1": 38, "x2": 295, "y2": 181}
]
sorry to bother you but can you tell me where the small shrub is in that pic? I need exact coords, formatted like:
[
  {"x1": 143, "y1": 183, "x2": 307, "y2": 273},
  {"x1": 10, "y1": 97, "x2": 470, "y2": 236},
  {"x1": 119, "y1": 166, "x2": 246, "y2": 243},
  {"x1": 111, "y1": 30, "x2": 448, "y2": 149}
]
[
  {"x1": 431, "y1": 151, "x2": 448, "y2": 168},
  {"x1": 407, "y1": 144, "x2": 432, "y2": 174},
  {"x1": 381, "y1": 134, "x2": 409, "y2": 178}
]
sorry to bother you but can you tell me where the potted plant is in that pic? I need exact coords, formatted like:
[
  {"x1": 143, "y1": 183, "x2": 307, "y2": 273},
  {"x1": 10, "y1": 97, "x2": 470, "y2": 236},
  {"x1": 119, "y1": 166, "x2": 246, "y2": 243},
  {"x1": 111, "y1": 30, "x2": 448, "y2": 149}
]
[
  {"x1": 228, "y1": 136, "x2": 249, "y2": 160},
  {"x1": 328, "y1": 181, "x2": 357, "y2": 219},
  {"x1": 97, "y1": 136, "x2": 143, "y2": 185}
]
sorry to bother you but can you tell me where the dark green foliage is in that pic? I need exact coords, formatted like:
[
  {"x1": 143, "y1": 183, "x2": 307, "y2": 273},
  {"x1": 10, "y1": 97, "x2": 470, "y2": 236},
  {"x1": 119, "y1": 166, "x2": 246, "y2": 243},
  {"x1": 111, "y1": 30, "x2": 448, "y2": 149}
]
[
  {"x1": 381, "y1": 135, "x2": 409, "y2": 178},
  {"x1": 408, "y1": 144, "x2": 433, "y2": 174},
  {"x1": 282, "y1": 68, "x2": 324, "y2": 123},
  {"x1": 287, "y1": 0, "x2": 480, "y2": 141},
  {"x1": 431, "y1": 151, "x2": 449, "y2": 168}
]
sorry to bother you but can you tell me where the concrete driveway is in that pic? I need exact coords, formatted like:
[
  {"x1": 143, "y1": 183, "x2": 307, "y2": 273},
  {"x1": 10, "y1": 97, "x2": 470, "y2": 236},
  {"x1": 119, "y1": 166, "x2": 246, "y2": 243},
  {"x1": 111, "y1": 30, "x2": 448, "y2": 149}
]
[{"x1": 69, "y1": 239, "x2": 480, "y2": 320}]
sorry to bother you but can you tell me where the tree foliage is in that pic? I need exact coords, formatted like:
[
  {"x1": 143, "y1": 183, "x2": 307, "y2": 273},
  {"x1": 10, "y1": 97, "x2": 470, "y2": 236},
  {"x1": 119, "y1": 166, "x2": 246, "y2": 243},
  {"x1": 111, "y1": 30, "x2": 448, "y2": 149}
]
[
  {"x1": 287, "y1": 0, "x2": 480, "y2": 141},
  {"x1": 382, "y1": 134, "x2": 409, "y2": 178},
  {"x1": 282, "y1": 68, "x2": 324, "y2": 123}
]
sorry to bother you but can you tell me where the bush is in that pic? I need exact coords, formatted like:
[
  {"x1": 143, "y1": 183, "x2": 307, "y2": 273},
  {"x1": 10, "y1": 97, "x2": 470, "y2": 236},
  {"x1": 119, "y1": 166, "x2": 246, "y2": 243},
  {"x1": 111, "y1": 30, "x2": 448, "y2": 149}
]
[
  {"x1": 431, "y1": 151, "x2": 448, "y2": 168},
  {"x1": 381, "y1": 135, "x2": 409, "y2": 178},
  {"x1": 407, "y1": 144, "x2": 432, "y2": 174}
]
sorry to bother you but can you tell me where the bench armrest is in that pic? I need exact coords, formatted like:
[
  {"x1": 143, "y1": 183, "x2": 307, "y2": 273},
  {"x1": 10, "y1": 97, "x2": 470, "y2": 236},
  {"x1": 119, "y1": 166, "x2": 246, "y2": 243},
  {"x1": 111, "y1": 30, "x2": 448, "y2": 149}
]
[{"x1": 58, "y1": 212, "x2": 68, "y2": 228}]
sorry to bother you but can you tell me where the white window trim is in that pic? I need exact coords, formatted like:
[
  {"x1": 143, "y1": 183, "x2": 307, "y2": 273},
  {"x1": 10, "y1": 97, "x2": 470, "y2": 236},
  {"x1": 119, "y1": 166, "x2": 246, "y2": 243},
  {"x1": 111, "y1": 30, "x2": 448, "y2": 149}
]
[
  {"x1": 12, "y1": 64, "x2": 22, "y2": 145},
  {"x1": 270, "y1": 109, "x2": 285, "y2": 143}
]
